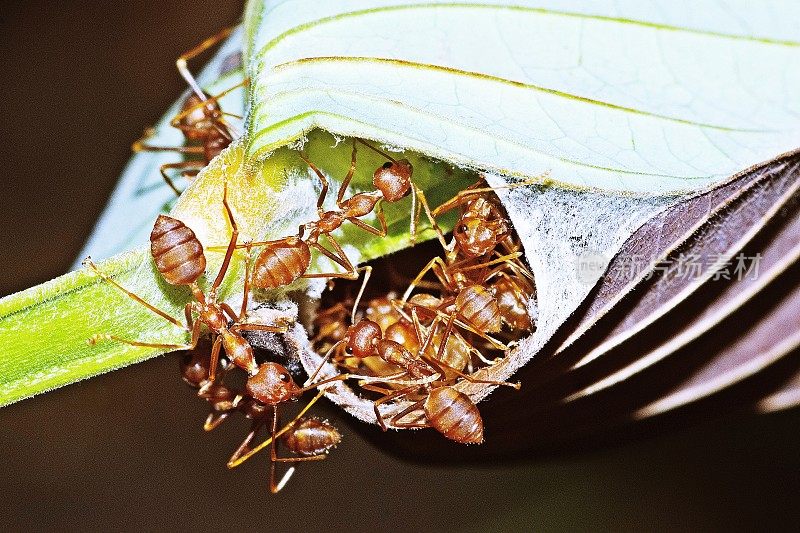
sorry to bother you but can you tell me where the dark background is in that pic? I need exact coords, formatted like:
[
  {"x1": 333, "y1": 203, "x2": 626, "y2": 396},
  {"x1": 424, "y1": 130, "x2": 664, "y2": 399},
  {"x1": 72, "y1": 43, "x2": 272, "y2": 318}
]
[{"x1": 1, "y1": 2, "x2": 799, "y2": 531}]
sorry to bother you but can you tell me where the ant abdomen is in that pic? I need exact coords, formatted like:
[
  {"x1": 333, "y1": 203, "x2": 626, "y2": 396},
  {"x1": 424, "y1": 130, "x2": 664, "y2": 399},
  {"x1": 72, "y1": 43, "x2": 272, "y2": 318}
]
[
  {"x1": 282, "y1": 417, "x2": 341, "y2": 456},
  {"x1": 493, "y1": 276, "x2": 533, "y2": 331},
  {"x1": 252, "y1": 238, "x2": 311, "y2": 289},
  {"x1": 424, "y1": 386, "x2": 484, "y2": 445},
  {"x1": 150, "y1": 214, "x2": 206, "y2": 286},
  {"x1": 177, "y1": 92, "x2": 222, "y2": 141},
  {"x1": 454, "y1": 284, "x2": 502, "y2": 333}
]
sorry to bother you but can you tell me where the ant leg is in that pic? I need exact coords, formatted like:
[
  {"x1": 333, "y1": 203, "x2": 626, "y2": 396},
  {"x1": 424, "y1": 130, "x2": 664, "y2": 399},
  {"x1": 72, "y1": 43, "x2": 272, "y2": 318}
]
[
  {"x1": 269, "y1": 405, "x2": 282, "y2": 493},
  {"x1": 413, "y1": 185, "x2": 449, "y2": 251},
  {"x1": 373, "y1": 387, "x2": 416, "y2": 431},
  {"x1": 207, "y1": 235, "x2": 291, "y2": 253},
  {"x1": 158, "y1": 161, "x2": 205, "y2": 196},
  {"x1": 351, "y1": 265, "x2": 373, "y2": 323},
  {"x1": 390, "y1": 400, "x2": 427, "y2": 428},
  {"x1": 401, "y1": 256, "x2": 452, "y2": 302},
  {"x1": 359, "y1": 383, "x2": 394, "y2": 396},
  {"x1": 228, "y1": 390, "x2": 326, "y2": 469},
  {"x1": 184, "y1": 303, "x2": 194, "y2": 330},
  {"x1": 304, "y1": 238, "x2": 358, "y2": 280},
  {"x1": 207, "y1": 335, "x2": 223, "y2": 381},
  {"x1": 306, "y1": 341, "x2": 345, "y2": 384},
  {"x1": 203, "y1": 411, "x2": 229, "y2": 432},
  {"x1": 454, "y1": 252, "x2": 523, "y2": 276},
  {"x1": 132, "y1": 136, "x2": 204, "y2": 154},
  {"x1": 230, "y1": 323, "x2": 288, "y2": 335},
  {"x1": 131, "y1": 126, "x2": 203, "y2": 154},
  {"x1": 89, "y1": 316, "x2": 201, "y2": 351},
  {"x1": 299, "y1": 153, "x2": 329, "y2": 212},
  {"x1": 336, "y1": 139, "x2": 358, "y2": 206},
  {"x1": 220, "y1": 303, "x2": 239, "y2": 323},
  {"x1": 176, "y1": 26, "x2": 236, "y2": 100},
  {"x1": 210, "y1": 180, "x2": 239, "y2": 296},
  {"x1": 239, "y1": 243, "x2": 253, "y2": 319},
  {"x1": 431, "y1": 175, "x2": 543, "y2": 217},
  {"x1": 82, "y1": 258, "x2": 187, "y2": 330},
  {"x1": 273, "y1": 456, "x2": 327, "y2": 463},
  {"x1": 87, "y1": 335, "x2": 194, "y2": 350},
  {"x1": 429, "y1": 180, "x2": 484, "y2": 217},
  {"x1": 227, "y1": 416, "x2": 268, "y2": 465}
]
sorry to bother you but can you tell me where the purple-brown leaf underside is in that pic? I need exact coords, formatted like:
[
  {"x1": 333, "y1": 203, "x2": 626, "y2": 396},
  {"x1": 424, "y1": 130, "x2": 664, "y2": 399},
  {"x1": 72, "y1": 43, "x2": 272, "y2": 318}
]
[{"x1": 361, "y1": 150, "x2": 800, "y2": 463}]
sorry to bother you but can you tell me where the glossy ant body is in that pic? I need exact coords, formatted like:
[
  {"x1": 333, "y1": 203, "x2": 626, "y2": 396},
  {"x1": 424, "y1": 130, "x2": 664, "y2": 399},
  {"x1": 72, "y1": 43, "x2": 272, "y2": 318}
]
[
  {"x1": 133, "y1": 26, "x2": 246, "y2": 195},
  {"x1": 310, "y1": 273, "x2": 520, "y2": 444},
  {"x1": 213, "y1": 139, "x2": 418, "y2": 291},
  {"x1": 180, "y1": 348, "x2": 340, "y2": 492}
]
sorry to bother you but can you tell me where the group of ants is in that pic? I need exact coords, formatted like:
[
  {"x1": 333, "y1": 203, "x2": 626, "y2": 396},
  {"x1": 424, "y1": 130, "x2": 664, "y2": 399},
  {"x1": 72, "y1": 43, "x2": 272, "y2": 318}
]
[{"x1": 82, "y1": 28, "x2": 536, "y2": 493}]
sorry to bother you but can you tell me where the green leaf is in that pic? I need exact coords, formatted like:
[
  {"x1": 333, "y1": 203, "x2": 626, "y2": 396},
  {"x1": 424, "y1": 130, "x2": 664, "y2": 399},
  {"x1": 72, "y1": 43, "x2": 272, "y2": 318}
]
[
  {"x1": 3, "y1": 1, "x2": 800, "y2": 410},
  {"x1": 244, "y1": 0, "x2": 800, "y2": 194},
  {"x1": 0, "y1": 133, "x2": 470, "y2": 406}
]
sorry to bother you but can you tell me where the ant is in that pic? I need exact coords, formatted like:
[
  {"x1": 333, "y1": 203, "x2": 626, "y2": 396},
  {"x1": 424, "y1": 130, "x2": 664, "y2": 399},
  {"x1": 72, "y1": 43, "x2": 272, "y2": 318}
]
[
  {"x1": 310, "y1": 272, "x2": 520, "y2": 444},
  {"x1": 206, "y1": 138, "x2": 424, "y2": 292},
  {"x1": 133, "y1": 26, "x2": 247, "y2": 195},
  {"x1": 228, "y1": 400, "x2": 342, "y2": 493},
  {"x1": 399, "y1": 178, "x2": 538, "y2": 350},
  {"x1": 84, "y1": 180, "x2": 288, "y2": 383},
  {"x1": 179, "y1": 347, "x2": 341, "y2": 493}
]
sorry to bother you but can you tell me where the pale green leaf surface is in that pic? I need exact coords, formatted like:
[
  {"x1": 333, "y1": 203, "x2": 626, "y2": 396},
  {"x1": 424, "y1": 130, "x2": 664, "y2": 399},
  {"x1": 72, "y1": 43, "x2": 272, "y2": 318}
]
[
  {"x1": 0, "y1": 130, "x2": 469, "y2": 406},
  {"x1": 245, "y1": 0, "x2": 800, "y2": 194},
  {"x1": 76, "y1": 28, "x2": 247, "y2": 263},
  {"x1": 4, "y1": 1, "x2": 800, "y2": 412}
]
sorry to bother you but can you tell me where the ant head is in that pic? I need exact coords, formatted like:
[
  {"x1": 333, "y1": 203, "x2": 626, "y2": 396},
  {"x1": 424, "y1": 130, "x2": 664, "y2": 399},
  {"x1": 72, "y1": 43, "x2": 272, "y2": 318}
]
[
  {"x1": 453, "y1": 215, "x2": 504, "y2": 258},
  {"x1": 373, "y1": 159, "x2": 413, "y2": 202},
  {"x1": 345, "y1": 319, "x2": 382, "y2": 358},
  {"x1": 245, "y1": 362, "x2": 300, "y2": 406},
  {"x1": 203, "y1": 133, "x2": 230, "y2": 161},
  {"x1": 178, "y1": 92, "x2": 223, "y2": 141}
]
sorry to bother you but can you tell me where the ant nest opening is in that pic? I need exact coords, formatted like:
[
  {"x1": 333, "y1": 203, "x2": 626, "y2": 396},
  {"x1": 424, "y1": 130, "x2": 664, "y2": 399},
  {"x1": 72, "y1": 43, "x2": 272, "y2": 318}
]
[{"x1": 298, "y1": 183, "x2": 538, "y2": 440}]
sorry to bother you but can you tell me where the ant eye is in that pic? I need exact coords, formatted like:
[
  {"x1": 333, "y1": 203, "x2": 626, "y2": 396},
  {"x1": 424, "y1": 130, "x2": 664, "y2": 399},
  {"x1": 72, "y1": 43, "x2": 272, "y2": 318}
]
[
  {"x1": 459, "y1": 225, "x2": 468, "y2": 233},
  {"x1": 382, "y1": 161, "x2": 393, "y2": 169},
  {"x1": 279, "y1": 373, "x2": 290, "y2": 382}
]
